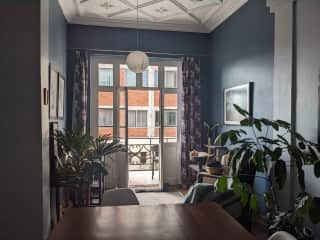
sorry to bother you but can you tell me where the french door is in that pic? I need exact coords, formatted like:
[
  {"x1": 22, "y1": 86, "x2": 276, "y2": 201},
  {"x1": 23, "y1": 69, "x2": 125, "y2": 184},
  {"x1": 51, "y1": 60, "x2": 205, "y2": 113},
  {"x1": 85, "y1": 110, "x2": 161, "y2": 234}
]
[{"x1": 90, "y1": 55, "x2": 181, "y2": 190}]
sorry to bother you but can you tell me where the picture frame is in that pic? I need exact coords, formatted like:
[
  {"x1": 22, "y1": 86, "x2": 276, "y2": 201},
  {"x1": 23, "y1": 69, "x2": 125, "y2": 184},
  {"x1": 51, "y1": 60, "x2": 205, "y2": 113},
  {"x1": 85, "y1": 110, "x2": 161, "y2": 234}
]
[
  {"x1": 49, "y1": 65, "x2": 59, "y2": 119},
  {"x1": 57, "y1": 74, "x2": 65, "y2": 119},
  {"x1": 224, "y1": 82, "x2": 254, "y2": 125}
]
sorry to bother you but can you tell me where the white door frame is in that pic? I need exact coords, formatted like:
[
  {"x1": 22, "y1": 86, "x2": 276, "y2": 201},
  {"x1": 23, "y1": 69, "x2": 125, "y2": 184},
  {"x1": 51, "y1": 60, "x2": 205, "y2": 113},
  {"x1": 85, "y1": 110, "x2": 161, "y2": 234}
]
[{"x1": 90, "y1": 55, "x2": 181, "y2": 189}]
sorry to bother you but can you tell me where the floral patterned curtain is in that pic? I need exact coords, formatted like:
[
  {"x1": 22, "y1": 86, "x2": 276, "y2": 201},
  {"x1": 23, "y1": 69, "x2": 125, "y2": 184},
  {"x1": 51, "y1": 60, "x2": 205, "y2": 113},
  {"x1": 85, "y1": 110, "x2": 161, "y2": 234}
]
[
  {"x1": 71, "y1": 50, "x2": 89, "y2": 131},
  {"x1": 181, "y1": 56, "x2": 201, "y2": 186}
]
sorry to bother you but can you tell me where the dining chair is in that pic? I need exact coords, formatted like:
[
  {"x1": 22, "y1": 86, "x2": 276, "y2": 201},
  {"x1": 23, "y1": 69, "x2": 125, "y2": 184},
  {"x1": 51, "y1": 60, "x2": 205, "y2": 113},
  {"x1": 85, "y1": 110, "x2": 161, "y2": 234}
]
[
  {"x1": 101, "y1": 188, "x2": 140, "y2": 206},
  {"x1": 268, "y1": 231, "x2": 297, "y2": 240}
]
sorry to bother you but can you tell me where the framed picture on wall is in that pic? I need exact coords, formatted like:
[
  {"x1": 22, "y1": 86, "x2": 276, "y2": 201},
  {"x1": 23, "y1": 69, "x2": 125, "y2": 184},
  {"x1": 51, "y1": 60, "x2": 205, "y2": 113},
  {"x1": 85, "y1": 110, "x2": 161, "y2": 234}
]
[
  {"x1": 224, "y1": 82, "x2": 254, "y2": 125},
  {"x1": 49, "y1": 66, "x2": 58, "y2": 119},
  {"x1": 57, "y1": 74, "x2": 65, "y2": 119}
]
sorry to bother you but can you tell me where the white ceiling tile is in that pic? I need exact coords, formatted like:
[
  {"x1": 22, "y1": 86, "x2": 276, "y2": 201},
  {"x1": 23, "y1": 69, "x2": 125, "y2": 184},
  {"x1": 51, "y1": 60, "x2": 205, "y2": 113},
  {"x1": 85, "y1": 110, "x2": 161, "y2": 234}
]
[
  {"x1": 113, "y1": 9, "x2": 150, "y2": 21},
  {"x1": 175, "y1": 0, "x2": 222, "y2": 11},
  {"x1": 191, "y1": 4, "x2": 220, "y2": 22},
  {"x1": 79, "y1": 0, "x2": 129, "y2": 16},
  {"x1": 140, "y1": 0, "x2": 185, "y2": 19},
  {"x1": 126, "y1": 0, "x2": 154, "y2": 5},
  {"x1": 160, "y1": 12, "x2": 198, "y2": 24}
]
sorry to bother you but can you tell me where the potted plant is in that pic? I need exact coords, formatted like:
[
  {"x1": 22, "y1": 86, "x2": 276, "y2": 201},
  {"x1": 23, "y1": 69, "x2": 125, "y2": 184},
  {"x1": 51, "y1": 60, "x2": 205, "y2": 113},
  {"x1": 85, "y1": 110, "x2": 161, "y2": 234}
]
[
  {"x1": 54, "y1": 128, "x2": 127, "y2": 207},
  {"x1": 214, "y1": 105, "x2": 320, "y2": 239}
]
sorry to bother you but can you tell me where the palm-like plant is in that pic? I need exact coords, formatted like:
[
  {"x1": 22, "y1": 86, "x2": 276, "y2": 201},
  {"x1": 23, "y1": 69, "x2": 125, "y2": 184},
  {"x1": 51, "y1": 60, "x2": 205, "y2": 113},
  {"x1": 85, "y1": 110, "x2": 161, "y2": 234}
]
[
  {"x1": 54, "y1": 129, "x2": 127, "y2": 206},
  {"x1": 214, "y1": 105, "x2": 320, "y2": 238}
]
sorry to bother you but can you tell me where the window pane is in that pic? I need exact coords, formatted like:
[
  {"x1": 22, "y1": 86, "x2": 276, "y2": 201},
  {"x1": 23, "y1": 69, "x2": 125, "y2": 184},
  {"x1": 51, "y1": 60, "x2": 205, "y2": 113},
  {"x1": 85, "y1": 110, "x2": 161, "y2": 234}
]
[
  {"x1": 165, "y1": 66, "x2": 177, "y2": 88},
  {"x1": 164, "y1": 110, "x2": 176, "y2": 127},
  {"x1": 137, "y1": 111, "x2": 147, "y2": 128},
  {"x1": 155, "y1": 111, "x2": 160, "y2": 127},
  {"x1": 120, "y1": 64, "x2": 136, "y2": 87},
  {"x1": 128, "y1": 111, "x2": 136, "y2": 128},
  {"x1": 98, "y1": 109, "x2": 113, "y2": 126},
  {"x1": 143, "y1": 66, "x2": 158, "y2": 87},
  {"x1": 99, "y1": 64, "x2": 113, "y2": 87}
]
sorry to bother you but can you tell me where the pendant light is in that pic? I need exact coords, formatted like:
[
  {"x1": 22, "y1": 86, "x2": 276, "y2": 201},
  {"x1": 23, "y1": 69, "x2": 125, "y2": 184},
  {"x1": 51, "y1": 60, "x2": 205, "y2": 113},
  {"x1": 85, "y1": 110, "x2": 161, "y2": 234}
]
[{"x1": 126, "y1": 0, "x2": 149, "y2": 73}]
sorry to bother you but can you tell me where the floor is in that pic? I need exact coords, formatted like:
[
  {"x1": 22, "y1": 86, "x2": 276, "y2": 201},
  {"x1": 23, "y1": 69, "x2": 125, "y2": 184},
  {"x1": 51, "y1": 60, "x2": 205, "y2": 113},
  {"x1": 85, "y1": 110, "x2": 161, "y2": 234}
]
[
  {"x1": 136, "y1": 192, "x2": 184, "y2": 205},
  {"x1": 128, "y1": 170, "x2": 160, "y2": 189}
]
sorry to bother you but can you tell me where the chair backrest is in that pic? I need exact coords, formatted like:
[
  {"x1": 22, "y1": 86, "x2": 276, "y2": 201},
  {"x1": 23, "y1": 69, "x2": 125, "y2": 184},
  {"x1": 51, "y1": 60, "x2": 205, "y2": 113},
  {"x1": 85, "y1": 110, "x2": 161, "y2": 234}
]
[
  {"x1": 268, "y1": 231, "x2": 297, "y2": 240},
  {"x1": 102, "y1": 188, "x2": 140, "y2": 206}
]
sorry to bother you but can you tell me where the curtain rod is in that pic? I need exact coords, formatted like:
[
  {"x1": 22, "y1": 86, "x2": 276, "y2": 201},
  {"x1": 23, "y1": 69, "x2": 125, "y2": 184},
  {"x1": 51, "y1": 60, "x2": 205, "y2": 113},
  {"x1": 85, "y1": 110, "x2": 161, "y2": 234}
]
[{"x1": 68, "y1": 48, "x2": 209, "y2": 57}]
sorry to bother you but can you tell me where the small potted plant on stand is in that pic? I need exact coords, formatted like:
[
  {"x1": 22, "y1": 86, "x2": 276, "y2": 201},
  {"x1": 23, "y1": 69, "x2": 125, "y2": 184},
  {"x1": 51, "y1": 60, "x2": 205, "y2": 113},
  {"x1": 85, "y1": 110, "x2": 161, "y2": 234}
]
[
  {"x1": 215, "y1": 105, "x2": 320, "y2": 239},
  {"x1": 54, "y1": 129, "x2": 127, "y2": 207}
]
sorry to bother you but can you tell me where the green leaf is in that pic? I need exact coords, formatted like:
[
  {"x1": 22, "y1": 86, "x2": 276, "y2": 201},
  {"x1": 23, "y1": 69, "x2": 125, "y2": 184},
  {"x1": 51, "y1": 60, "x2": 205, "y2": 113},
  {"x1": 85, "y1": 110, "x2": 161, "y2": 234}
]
[
  {"x1": 275, "y1": 120, "x2": 291, "y2": 129},
  {"x1": 274, "y1": 160, "x2": 287, "y2": 189},
  {"x1": 261, "y1": 118, "x2": 273, "y2": 126},
  {"x1": 272, "y1": 147, "x2": 282, "y2": 161},
  {"x1": 298, "y1": 142, "x2": 306, "y2": 150},
  {"x1": 277, "y1": 134, "x2": 289, "y2": 144},
  {"x1": 240, "y1": 118, "x2": 252, "y2": 126},
  {"x1": 254, "y1": 119, "x2": 262, "y2": 132},
  {"x1": 253, "y1": 150, "x2": 264, "y2": 172},
  {"x1": 264, "y1": 192, "x2": 272, "y2": 210},
  {"x1": 309, "y1": 198, "x2": 320, "y2": 224},
  {"x1": 215, "y1": 132, "x2": 229, "y2": 146},
  {"x1": 250, "y1": 194, "x2": 259, "y2": 212},
  {"x1": 298, "y1": 168, "x2": 305, "y2": 191},
  {"x1": 271, "y1": 122, "x2": 279, "y2": 131},
  {"x1": 229, "y1": 131, "x2": 238, "y2": 144},
  {"x1": 308, "y1": 145, "x2": 319, "y2": 162},
  {"x1": 314, "y1": 161, "x2": 320, "y2": 178},
  {"x1": 216, "y1": 176, "x2": 228, "y2": 192},
  {"x1": 240, "y1": 191, "x2": 249, "y2": 206},
  {"x1": 233, "y1": 104, "x2": 249, "y2": 117}
]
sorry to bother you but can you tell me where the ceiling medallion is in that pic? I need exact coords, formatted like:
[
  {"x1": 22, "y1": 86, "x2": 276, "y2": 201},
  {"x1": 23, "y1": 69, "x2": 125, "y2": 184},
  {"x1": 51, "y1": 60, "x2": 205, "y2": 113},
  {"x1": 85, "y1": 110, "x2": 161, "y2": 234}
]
[
  {"x1": 155, "y1": 7, "x2": 169, "y2": 14},
  {"x1": 101, "y1": 2, "x2": 114, "y2": 10}
]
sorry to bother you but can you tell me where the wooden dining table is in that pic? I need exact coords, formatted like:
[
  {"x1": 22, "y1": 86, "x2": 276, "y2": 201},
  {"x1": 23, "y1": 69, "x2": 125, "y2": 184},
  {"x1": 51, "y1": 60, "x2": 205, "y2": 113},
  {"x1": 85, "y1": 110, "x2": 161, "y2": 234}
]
[{"x1": 49, "y1": 202, "x2": 256, "y2": 240}]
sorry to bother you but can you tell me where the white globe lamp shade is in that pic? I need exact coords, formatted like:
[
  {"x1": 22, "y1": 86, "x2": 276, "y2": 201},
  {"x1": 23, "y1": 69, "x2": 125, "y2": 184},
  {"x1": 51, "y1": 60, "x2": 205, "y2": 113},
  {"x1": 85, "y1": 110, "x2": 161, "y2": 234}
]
[{"x1": 126, "y1": 51, "x2": 149, "y2": 73}]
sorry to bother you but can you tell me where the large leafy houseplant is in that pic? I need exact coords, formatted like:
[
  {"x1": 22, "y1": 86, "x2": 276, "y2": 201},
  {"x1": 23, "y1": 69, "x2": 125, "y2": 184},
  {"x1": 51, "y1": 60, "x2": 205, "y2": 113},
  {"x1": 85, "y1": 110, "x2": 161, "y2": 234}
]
[
  {"x1": 214, "y1": 105, "x2": 320, "y2": 238},
  {"x1": 54, "y1": 129, "x2": 127, "y2": 207}
]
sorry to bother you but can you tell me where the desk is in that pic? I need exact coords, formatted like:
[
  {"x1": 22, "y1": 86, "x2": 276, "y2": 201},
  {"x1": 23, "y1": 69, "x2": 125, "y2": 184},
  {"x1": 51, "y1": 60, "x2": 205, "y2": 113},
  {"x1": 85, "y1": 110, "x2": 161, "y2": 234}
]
[{"x1": 49, "y1": 203, "x2": 255, "y2": 240}]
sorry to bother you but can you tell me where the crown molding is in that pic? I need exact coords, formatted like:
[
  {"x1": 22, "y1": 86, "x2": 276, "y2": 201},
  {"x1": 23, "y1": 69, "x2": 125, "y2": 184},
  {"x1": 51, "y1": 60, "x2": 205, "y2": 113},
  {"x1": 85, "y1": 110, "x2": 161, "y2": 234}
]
[
  {"x1": 69, "y1": 16, "x2": 208, "y2": 33},
  {"x1": 205, "y1": 0, "x2": 248, "y2": 33}
]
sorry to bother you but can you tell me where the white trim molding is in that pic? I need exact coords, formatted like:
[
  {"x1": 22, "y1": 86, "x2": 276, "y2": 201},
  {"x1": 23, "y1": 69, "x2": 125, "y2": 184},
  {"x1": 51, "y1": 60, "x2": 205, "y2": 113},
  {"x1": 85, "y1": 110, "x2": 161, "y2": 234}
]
[{"x1": 266, "y1": 0, "x2": 295, "y2": 13}]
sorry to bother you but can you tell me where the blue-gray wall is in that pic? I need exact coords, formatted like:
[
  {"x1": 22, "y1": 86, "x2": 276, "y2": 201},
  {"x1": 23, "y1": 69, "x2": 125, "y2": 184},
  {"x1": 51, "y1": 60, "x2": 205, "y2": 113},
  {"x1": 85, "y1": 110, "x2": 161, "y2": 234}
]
[
  {"x1": 67, "y1": 25, "x2": 211, "y2": 141},
  {"x1": 208, "y1": 0, "x2": 274, "y2": 212},
  {"x1": 49, "y1": 0, "x2": 67, "y2": 127},
  {"x1": 209, "y1": 0, "x2": 274, "y2": 127}
]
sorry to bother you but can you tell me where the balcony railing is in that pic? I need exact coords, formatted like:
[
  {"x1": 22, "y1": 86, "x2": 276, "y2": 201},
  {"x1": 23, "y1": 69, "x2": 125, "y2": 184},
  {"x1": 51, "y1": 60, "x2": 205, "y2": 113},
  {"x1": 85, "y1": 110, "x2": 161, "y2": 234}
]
[{"x1": 127, "y1": 137, "x2": 176, "y2": 171}]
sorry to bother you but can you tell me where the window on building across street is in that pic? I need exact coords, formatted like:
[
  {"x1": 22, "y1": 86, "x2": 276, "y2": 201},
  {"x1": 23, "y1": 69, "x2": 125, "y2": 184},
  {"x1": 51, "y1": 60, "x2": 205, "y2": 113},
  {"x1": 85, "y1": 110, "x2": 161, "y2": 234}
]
[
  {"x1": 164, "y1": 110, "x2": 177, "y2": 127},
  {"x1": 165, "y1": 66, "x2": 177, "y2": 88},
  {"x1": 99, "y1": 64, "x2": 113, "y2": 87},
  {"x1": 128, "y1": 110, "x2": 147, "y2": 128},
  {"x1": 98, "y1": 108, "x2": 113, "y2": 126}
]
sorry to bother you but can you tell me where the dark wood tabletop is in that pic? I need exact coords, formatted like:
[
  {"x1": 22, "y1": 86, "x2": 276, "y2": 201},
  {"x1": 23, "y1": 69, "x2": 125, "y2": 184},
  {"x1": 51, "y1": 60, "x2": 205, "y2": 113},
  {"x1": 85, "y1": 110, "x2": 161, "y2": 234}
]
[{"x1": 49, "y1": 202, "x2": 256, "y2": 240}]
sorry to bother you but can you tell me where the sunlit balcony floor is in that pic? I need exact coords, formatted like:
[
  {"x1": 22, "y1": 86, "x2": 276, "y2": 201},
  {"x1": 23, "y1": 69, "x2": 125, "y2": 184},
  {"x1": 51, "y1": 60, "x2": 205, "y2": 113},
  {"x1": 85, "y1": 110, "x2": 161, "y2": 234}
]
[{"x1": 128, "y1": 170, "x2": 160, "y2": 190}]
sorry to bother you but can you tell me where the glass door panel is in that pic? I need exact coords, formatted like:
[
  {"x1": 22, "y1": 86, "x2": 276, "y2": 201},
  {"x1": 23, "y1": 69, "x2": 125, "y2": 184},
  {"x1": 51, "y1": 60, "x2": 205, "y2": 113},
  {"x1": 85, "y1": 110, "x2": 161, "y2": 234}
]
[
  {"x1": 98, "y1": 91, "x2": 113, "y2": 137},
  {"x1": 163, "y1": 93, "x2": 178, "y2": 143},
  {"x1": 127, "y1": 89, "x2": 161, "y2": 189}
]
